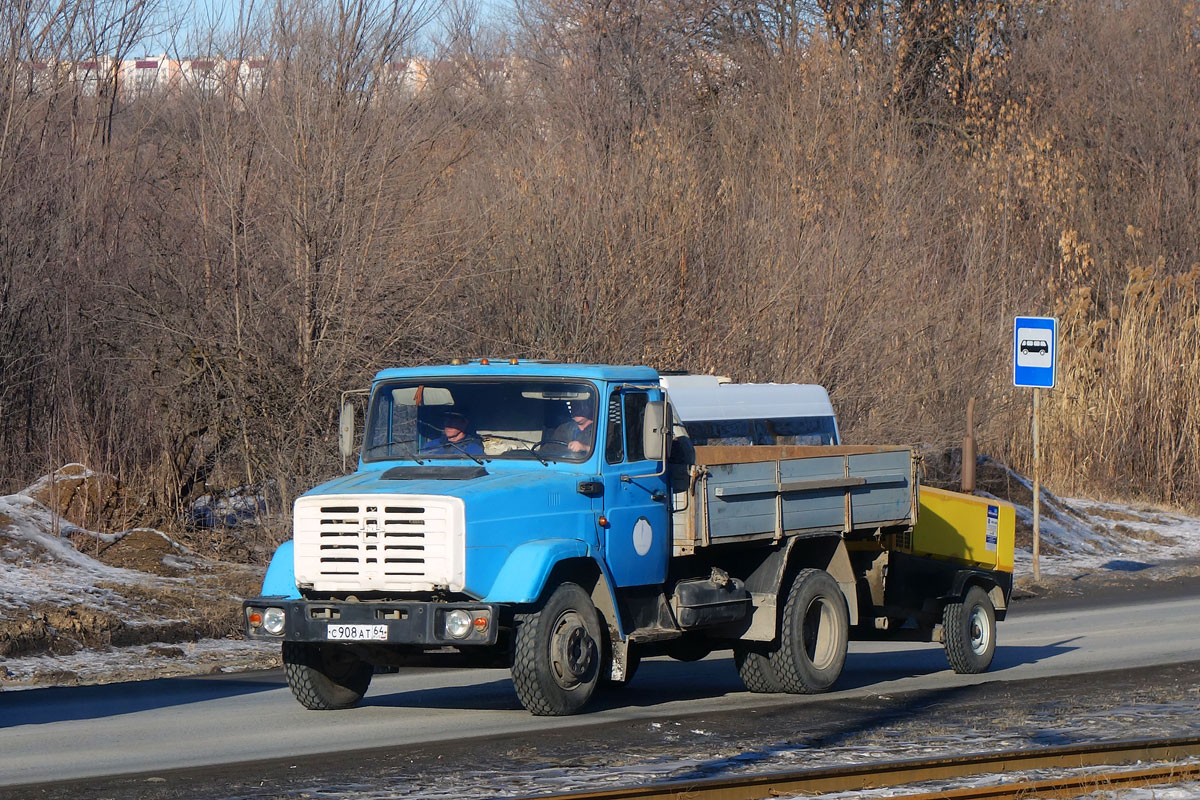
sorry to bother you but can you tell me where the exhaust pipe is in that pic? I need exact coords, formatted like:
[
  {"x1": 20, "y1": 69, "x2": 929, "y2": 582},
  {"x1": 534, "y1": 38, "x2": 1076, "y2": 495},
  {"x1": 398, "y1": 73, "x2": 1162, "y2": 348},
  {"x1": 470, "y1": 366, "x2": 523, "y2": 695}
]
[{"x1": 962, "y1": 397, "x2": 976, "y2": 494}]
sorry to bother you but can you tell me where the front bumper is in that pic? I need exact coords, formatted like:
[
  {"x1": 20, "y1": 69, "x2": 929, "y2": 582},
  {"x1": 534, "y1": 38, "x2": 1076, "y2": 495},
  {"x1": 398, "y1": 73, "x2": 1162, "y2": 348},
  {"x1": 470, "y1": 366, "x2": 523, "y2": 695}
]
[{"x1": 243, "y1": 598, "x2": 501, "y2": 646}]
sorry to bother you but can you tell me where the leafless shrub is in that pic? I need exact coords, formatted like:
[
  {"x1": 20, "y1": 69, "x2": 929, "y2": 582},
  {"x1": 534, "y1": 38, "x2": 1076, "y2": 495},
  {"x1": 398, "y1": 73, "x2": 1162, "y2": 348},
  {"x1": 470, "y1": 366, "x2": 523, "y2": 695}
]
[{"x1": 1, "y1": 0, "x2": 1198, "y2": 550}]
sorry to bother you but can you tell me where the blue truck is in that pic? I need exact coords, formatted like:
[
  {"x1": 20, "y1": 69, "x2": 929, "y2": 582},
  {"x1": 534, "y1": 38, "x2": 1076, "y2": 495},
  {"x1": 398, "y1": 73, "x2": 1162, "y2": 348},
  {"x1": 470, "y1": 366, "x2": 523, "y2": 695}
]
[{"x1": 244, "y1": 361, "x2": 1015, "y2": 715}]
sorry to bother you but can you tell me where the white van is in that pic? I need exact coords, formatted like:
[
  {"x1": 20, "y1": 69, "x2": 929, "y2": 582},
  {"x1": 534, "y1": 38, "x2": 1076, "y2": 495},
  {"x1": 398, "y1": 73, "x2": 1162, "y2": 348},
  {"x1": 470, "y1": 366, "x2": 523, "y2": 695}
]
[{"x1": 660, "y1": 375, "x2": 840, "y2": 447}]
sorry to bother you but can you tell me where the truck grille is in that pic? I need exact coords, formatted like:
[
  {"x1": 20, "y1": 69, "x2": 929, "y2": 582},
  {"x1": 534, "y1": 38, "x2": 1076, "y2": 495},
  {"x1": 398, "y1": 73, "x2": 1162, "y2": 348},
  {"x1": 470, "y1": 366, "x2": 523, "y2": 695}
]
[{"x1": 293, "y1": 494, "x2": 466, "y2": 593}]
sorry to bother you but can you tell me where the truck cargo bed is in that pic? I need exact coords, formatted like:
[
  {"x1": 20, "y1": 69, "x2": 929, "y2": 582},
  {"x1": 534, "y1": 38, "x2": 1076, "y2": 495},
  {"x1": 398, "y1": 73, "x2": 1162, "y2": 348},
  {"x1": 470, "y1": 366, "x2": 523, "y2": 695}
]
[{"x1": 674, "y1": 445, "x2": 918, "y2": 553}]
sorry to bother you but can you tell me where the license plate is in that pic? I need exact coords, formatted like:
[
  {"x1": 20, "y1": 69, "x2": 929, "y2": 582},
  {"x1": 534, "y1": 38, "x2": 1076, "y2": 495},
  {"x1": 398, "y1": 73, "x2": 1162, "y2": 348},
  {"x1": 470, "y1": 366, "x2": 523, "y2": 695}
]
[{"x1": 326, "y1": 623, "x2": 388, "y2": 641}]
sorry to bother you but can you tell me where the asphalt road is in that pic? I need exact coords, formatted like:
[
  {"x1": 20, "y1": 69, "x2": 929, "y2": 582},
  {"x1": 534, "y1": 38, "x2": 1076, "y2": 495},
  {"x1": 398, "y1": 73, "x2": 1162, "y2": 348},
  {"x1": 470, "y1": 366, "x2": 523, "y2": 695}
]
[{"x1": 2, "y1": 581, "x2": 1199, "y2": 794}]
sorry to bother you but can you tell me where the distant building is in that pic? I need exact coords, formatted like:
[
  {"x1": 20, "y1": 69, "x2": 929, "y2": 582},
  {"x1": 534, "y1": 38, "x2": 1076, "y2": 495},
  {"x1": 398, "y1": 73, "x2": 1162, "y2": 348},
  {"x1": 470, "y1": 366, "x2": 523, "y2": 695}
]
[{"x1": 12, "y1": 53, "x2": 515, "y2": 101}]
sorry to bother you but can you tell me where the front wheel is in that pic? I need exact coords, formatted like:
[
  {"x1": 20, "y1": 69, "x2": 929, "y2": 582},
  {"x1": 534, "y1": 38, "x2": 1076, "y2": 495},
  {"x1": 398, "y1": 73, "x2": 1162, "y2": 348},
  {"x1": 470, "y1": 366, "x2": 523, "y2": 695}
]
[
  {"x1": 512, "y1": 582, "x2": 603, "y2": 715},
  {"x1": 282, "y1": 641, "x2": 373, "y2": 710},
  {"x1": 770, "y1": 568, "x2": 849, "y2": 693},
  {"x1": 943, "y1": 585, "x2": 997, "y2": 673}
]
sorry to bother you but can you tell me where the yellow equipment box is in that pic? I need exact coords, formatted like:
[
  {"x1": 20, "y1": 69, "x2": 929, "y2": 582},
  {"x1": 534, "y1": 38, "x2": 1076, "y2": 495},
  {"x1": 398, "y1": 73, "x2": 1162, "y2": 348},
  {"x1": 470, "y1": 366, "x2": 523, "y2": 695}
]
[{"x1": 911, "y1": 485, "x2": 1015, "y2": 573}]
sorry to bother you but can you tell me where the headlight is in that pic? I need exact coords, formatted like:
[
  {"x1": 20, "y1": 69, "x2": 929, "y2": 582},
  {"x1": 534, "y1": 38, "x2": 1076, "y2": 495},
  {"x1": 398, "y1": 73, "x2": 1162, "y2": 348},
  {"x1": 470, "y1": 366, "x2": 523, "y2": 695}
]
[
  {"x1": 445, "y1": 609, "x2": 472, "y2": 639},
  {"x1": 263, "y1": 607, "x2": 286, "y2": 635}
]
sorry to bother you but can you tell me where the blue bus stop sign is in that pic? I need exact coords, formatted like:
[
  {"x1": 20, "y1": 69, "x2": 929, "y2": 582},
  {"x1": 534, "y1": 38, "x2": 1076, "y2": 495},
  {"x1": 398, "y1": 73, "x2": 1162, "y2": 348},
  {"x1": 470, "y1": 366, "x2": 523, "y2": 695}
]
[{"x1": 1013, "y1": 316, "x2": 1057, "y2": 388}]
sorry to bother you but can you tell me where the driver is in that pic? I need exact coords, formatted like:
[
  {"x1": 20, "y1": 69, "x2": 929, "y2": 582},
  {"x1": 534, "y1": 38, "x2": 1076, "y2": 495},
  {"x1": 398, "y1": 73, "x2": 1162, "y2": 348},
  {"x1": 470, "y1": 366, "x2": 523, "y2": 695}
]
[
  {"x1": 546, "y1": 397, "x2": 596, "y2": 456},
  {"x1": 422, "y1": 410, "x2": 484, "y2": 456}
]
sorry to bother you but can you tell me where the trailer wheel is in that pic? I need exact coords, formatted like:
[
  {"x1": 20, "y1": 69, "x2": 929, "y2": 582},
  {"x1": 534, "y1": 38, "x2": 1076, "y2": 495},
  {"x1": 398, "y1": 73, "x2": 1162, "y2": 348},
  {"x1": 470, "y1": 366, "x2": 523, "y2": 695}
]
[
  {"x1": 282, "y1": 641, "x2": 373, "y2": 710},
  {"x1": 733, "y1": 644, "x2": 784, "y2": 693},
  {"x1": 943, "y1": 585, "x2": 996, "y2": 674},
  {"x1": 771, "y1": 568, "x2": 849, "y2": 693},
  {"x1": 512, "y1": 582, "x2": 602, "y2": 715}
]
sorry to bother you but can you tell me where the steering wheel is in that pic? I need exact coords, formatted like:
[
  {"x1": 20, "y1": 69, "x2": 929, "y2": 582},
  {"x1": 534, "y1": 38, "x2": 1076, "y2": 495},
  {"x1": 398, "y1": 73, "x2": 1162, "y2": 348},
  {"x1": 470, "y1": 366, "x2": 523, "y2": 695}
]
[{"x1": 531, "y1": 439, "x2": 571, "y2": 455}]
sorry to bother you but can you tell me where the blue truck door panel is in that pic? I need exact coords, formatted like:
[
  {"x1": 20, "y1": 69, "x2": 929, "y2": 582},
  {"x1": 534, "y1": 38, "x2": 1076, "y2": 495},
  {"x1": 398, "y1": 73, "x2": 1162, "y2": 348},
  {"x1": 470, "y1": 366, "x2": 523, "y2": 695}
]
[{"x1": 601, "y1": 389, "x2": 670, "y2": 587}]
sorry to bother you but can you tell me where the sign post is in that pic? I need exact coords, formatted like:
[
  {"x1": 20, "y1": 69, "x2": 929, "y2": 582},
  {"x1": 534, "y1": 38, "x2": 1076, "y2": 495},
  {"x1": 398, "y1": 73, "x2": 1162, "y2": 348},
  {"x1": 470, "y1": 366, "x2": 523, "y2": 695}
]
[{"x1": 1013, "y1": 316, "x2": 1057, "y2": 582}]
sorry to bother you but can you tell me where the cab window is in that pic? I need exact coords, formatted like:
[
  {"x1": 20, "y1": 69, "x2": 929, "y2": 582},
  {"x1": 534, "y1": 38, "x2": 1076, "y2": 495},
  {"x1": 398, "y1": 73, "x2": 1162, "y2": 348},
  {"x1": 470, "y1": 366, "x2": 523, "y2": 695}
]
[
  {"x1": 605, "y1": 394, "x2": 624, "y2": 464},
  {"x1": 623, "y1": 392, "x2": 649, "y2": 462}
]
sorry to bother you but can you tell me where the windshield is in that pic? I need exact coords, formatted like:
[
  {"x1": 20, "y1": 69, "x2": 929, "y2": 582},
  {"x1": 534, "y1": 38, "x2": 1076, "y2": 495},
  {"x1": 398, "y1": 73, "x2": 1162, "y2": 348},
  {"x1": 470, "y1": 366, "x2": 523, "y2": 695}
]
[{"x1": 363, "y1": 378, "x2": 599, "y2": 463}]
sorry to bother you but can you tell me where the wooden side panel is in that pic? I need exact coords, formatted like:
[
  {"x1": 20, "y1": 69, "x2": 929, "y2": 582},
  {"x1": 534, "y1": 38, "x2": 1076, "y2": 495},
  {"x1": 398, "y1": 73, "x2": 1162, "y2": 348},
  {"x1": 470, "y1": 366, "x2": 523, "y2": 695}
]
[
  {"x1": 694, "y1": 444, "x2": 910, "y2": 466},
  {"x1": 705, "y1": 461, "x2": 778, "y2": 539},
  {"x1": 779, "y1": 456, "x2": 849, "y2": 531},
  {"x1": 847, "y1": 450, "x2": 916, "y2": 528},
  {"x1": 695, "y1": 447, "x2": 916, "y2": 543}
]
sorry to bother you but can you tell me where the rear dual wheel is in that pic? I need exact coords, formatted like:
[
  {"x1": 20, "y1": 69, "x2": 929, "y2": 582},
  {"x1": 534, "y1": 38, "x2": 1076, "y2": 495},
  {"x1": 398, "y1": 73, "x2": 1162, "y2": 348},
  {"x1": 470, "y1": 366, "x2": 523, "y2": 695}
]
[
  {"x1": 771, "y1": 568, "x2": 850, "y2": 693},
  {"x1": 733, "y1": 644, "x2": 784, "y2": 693},
  {"x1": 733, "y1": 568, "x2": 849, "y2": 695}
]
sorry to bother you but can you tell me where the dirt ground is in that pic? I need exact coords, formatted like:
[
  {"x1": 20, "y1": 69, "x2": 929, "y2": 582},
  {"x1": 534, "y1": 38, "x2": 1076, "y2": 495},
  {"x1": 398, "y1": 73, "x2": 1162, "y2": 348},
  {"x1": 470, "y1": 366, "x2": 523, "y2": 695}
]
[{"x1": 1, "y1": 467, "x2": 271, "y2": 684}]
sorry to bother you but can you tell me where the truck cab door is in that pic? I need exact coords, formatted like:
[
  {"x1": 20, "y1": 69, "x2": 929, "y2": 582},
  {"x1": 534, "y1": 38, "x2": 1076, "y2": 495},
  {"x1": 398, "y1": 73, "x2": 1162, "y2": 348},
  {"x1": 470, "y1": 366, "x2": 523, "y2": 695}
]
[{"x1": 599, "y1": 388, "x2": 670, "y2": 587}]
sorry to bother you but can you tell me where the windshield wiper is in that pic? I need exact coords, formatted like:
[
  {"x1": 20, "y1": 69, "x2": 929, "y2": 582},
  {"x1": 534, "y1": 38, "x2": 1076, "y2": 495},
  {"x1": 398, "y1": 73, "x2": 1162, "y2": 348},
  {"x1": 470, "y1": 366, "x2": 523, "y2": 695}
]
[
  {"x1": 363, "y1": 439, "x2": 424, "y2": 465},
  {"x1": 482, "y1": 433, "x2": 550, "y2": 466},
  {"x1": 442, "y1": 439, "x2": 486, "y2": 465}
]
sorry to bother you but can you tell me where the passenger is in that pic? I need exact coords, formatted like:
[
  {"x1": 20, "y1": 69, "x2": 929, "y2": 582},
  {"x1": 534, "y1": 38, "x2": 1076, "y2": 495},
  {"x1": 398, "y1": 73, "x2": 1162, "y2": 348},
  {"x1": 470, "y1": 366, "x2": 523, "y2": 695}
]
[
  {"x1": 546, "y1": 397, "x2": 597, "y2": 456},
  {"x1": 421, "y1": 410, "x2": 484, "y2": 456}
]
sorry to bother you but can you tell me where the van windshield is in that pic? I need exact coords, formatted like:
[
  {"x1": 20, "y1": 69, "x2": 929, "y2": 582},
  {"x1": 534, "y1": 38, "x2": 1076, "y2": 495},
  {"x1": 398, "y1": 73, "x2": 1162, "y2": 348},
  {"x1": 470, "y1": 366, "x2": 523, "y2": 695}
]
[{"x1": 362, "y1": 379, "x2": 598, "y2": 463}]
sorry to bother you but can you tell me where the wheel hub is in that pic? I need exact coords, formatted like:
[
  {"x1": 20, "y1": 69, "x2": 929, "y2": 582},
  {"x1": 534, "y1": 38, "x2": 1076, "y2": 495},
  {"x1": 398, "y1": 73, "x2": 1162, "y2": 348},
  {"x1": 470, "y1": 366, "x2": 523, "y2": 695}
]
[
  {"x1": 969, "y1": 605, "x2": 991, "y2": 656},
  {"x1": 803, "y1": 597, "x2": 838, "y2": 669},
  {"x1": 550, "y1": 611, "x2": 596, "y2": 688}
]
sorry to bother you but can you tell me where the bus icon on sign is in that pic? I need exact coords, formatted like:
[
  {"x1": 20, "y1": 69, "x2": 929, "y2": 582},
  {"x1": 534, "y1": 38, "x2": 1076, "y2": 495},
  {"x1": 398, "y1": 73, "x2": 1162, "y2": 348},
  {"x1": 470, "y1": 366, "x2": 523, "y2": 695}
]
[{"x1": 1020, "y1": 339, "x2": 1048, "y2": 355}]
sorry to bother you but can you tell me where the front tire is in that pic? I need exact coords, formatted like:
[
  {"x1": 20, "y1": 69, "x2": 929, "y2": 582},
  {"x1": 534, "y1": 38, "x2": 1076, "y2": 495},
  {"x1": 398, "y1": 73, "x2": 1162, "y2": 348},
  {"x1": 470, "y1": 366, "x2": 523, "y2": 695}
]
[
  {"x1": 512, "y1": 582, "x2": 603, "y2": 715},
  {"x1": 770, "y1": 568, "x2": 849, "y2": 693},
  {"x1": 282, "y1": 641, "x2": 373, "y2": 710},
  {"x1": 943, "y1": 585, "x2": 997, "y2": 673}
]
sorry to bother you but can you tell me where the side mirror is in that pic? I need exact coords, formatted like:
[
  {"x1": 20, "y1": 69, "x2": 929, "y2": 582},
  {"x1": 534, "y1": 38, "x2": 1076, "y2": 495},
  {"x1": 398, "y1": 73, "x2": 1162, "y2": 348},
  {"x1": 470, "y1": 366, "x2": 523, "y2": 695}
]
[
  {"x1": 339, "y1": 402, "x2": 356, "y2": 469},
  {"x1": 642, "y1": 400, "x2": 670, "y2": 462}
]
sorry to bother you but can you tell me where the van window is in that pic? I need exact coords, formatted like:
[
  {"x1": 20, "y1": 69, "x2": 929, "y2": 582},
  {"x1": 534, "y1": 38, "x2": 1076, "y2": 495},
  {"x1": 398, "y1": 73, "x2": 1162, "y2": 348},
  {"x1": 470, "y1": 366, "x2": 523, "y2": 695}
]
[
  {"x1": 685, "y1": 416, "x2": 838, "y2": 447},
  {"x1": 685, "y1": 420, "x2": 753, "y2": 446},
  {"x1": 758, "y1": 417, "x2": 838, "y2": 445}
]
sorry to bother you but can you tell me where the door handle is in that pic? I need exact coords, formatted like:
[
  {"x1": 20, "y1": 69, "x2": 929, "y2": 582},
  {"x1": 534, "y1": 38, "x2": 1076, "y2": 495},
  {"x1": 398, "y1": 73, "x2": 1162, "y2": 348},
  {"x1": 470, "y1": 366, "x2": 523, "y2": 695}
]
[
  {"x1": 577, "y1": 481, "x2": 604, "y2": 497},
  {"x1": 651, "y1": 491, "x2": 667, "y2": 502}
]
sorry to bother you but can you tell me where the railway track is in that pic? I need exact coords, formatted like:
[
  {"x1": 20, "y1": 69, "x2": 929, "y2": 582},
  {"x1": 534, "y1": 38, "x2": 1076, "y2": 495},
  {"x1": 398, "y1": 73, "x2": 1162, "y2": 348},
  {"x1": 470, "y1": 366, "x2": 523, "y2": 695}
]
[{"x1": 513, "y1": 736, "x2": 1200, "y2": 800}]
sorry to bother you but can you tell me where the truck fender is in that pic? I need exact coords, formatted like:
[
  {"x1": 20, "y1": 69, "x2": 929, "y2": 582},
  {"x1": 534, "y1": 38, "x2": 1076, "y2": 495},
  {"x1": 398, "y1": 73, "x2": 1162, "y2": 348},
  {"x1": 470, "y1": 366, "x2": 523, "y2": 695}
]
[
  {"x1": 947, "y1": 568, "x2": 1009, "y2": 619},
  {"x1": 823, "y1": 538, "x2": 860, "y2": 627},
  {"x1": 261, "y1": 540, "x2": 301, "y2": 598},
  {"x1": 737, "y1": 536, "x2": 860, "y2": 641},
  {"x1": 483, "y1": 539, "x2": 592, "y2": 605}
]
